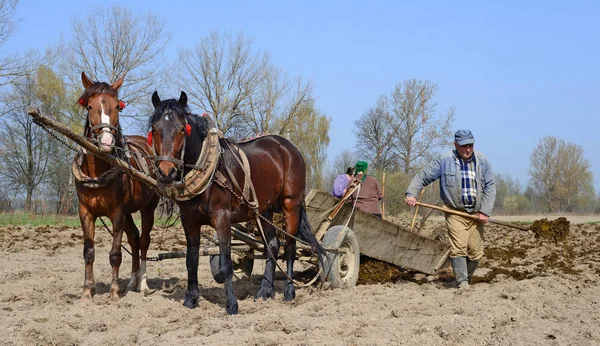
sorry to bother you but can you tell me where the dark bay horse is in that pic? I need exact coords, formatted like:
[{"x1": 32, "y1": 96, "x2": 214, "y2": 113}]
[
  {"x1": 148, "y1": 91, "x2": 323, "y2": 315},
  {"x1": 76, "y1": 72, "x2": 159, "y2": 300}
]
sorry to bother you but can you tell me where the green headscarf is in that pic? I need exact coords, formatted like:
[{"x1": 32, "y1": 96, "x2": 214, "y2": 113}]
[{"x1": 355, "y1": 160, "x2": 368, "y2": 182}]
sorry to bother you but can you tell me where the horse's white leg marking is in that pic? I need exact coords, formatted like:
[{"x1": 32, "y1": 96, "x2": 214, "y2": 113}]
[{"x1": 139, "y1": 260, "x2": 150, "y2": 294}]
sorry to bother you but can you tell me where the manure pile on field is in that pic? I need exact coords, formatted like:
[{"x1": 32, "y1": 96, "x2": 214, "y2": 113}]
[{"x1": 530, "y1": 217, "x2": 570, "y2": 242}]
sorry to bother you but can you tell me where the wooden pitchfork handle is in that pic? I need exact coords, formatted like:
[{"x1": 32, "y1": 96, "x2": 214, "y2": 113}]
[{"x1": 414, "y1": 202, "x2": 531, "y2": 232}]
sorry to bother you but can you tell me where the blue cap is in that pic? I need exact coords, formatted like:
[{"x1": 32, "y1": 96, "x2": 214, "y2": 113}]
[{"x1": 454, "y1": 130, "x2": 474, "y2": 145}]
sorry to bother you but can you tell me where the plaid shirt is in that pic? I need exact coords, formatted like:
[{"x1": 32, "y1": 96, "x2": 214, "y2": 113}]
[{"x1": 459, "y1": 155, "x2": 477, "y2": 210}]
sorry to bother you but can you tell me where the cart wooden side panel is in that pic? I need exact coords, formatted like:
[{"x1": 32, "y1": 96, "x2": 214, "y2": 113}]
[{"x1": 305, "y1": 190, "x2": 450, "y2": 275}]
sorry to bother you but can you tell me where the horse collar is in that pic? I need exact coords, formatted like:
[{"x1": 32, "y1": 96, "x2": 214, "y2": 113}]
[{"x1": 165, "y1": 127, "x2": 222, "y2": 201}]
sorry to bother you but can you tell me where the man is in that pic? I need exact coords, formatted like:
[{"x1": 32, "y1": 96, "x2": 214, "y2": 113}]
[
  {"x1": 405, "y1": 130, "x2": 495, "y2": 289},
  {"x1": 349, "y1": 161, "x2": 383, "y2": 218}
]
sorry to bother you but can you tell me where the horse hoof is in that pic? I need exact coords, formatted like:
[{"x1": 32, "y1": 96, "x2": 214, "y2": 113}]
[
  {"x1": 226, "y1": 301, "x2": 239, "y2": 315},
  {"x1": 213, "y1": 271, "x2": 226, "y2": 284},
  {"x1": 79, "y1": 294, "x2": 92, "y2": 302},
  {"x1": 138, "y1": 282, "x2": 150, "y2": 296},
  {"x1": 126, "y1": 282, "x2": 138, "y2": 292},
  {"x1": 183, "y1": 297, "x2": 198, "y2": 309},
  {"x1": 81, "y1": 288, "x2": 94, "y2": 301},
  {"x1": 283, "y1": 285, "x2": 296, "y2": 301},
  {"x1": 256, "y1": 287, "x2": 274, "y2": 300}
]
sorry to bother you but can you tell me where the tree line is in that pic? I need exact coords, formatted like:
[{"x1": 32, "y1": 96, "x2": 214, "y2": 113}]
[{"x1": 0, "y1": 1, "x2": 596, "y2": 216}]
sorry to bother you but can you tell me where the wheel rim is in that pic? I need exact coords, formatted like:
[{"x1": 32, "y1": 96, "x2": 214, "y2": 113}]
[{"x1": 337, "y1": 239, "x2": 357, "y2": 284}]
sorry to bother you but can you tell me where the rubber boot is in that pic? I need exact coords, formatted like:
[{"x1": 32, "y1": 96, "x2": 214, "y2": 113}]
[
  {"x1": 450, "y1": 256, "x2": 469, "y2": 289},
  {"x1": 467, "y1": 258, "x2": 479, "y2": 284}
]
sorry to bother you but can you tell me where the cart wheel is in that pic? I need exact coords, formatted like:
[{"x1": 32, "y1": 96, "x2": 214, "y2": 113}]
[
  {"x1": 319, "y1": 225, "x2": 360, "y2": 288},
  {"x1": 209, "y1": 252, "x2": 254, "y2": 283}
]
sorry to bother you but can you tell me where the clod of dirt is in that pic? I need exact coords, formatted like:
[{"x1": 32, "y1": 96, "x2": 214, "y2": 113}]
[{"x1": 531, "y1": 217, "x2": 570, "y2": 242}]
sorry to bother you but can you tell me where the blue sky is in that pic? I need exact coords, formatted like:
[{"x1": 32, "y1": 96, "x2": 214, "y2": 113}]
[{"x1": 6, "y1": 0, "x2": 600, "y2": 190}]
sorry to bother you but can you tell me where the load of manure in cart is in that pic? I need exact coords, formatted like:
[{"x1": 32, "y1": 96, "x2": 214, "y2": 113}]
[
  {"x1": 530, "y1": 217, "x2": 570, "y2": 242},
  {"x1": 357, "y1": 256, "x2": 415, "y2": 285}
]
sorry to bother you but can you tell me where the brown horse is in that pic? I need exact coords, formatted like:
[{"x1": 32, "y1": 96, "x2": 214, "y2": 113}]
[
  {"x1": 148, "y1": 91, "x2": 324, "y2": 314},
  {"x1": 75, "y1": 72, "x2": 159, "y2": 300}
]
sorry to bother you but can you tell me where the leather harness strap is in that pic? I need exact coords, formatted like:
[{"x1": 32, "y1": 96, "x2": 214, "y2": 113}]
[{"x1": 72, "y1": 151, "x2": 123, "y2": 189}]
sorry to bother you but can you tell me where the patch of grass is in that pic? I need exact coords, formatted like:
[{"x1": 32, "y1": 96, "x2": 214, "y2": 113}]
[
  {"x1": 0, "y1": 213, "x2": 82, "y2": 227},
  {"x1": 0, "y1": 212, "x2": 180, "y2": 228}
]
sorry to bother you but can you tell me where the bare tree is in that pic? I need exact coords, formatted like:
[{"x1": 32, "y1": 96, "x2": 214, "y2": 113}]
[
  {"x1": 243, "y1": 66, "x2": 313, "y2": 138},
  {"x1": 392, "y1": 79, "x2": 454, "y2": 173},
  {"x1": 61, "y1": 5, "x2": 171, "y2": 123},
  {"x1": 528, "y1": 136, "x2": 594, "y2": 212},
  {"x1": 177, "y1": 30, "x2": 331, "y2": 188},
  {"x1": 0, "y1": 0, "x2": 41, "y2": 92},
  {"x1": 0, "y1": 74, "x2": 52, "y2": 211},
  {"x1": 325, "y1": 149, "x2": 357, "y2": 193},
  {"x1": 354, "y1": 95, "x2": 401, "y2": 171},
  {"x1": 354, "y1": 79, "x2": 454, "y2": 174},
  {"x1": 177, "y1": 31, "x2": 269, "y2": 135}
]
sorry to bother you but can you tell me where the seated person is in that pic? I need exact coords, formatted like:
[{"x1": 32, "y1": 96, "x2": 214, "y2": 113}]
[
  {"x1": 348, "y1": 161, "x2": 383, "y2": 218},
  {"x1": 331, "y1": 166, "x2": 354, "y2": 198}
]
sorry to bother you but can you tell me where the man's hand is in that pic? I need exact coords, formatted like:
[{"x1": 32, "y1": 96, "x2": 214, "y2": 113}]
[
  {"x1": 405, "y1": 195, "x2": 416, "y2": 207},
  {"x1": 476, "y1": 212, "x2": 489, "y2": 223}
]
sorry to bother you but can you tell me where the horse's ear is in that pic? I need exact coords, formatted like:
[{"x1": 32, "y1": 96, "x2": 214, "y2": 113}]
[
  {"x1": 111, "y1": 74, "x2": 125, "y2": 92},
  {"x1": 152, "y1": 91, "x2": 161, "y2": 109},
  {"x1": 179, "y1": 91, "x2": 187, "y2": 108},
  {"x1": 81, "y1": 72, "x2": 93, "y2": 89}
]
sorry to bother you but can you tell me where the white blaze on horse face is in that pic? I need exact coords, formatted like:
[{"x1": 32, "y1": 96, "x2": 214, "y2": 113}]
[
  {"x1": 98, "y1": 102, "x2": 114, "y2": 152},
  {"x1": 100, "y1": 103, "x2": 110, "y2": 124}
]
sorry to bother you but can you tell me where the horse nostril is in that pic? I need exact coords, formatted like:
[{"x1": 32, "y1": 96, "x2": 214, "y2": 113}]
[{"x1": 168, "y1": 167, "x2": 177, "y2": 179}]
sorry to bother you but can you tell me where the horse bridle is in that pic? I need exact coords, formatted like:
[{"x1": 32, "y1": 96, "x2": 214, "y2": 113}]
[
  {"x1": 88, "y1": 122, "x2": 120, "y2": 146},
  {"x1": 84, "y1": 98, "x2": 123, "y2": 149},
  {"x1": 149, "y1": 116, "x2": 189, "y2": 176}
]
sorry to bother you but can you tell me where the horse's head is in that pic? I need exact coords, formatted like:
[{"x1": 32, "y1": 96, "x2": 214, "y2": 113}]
[
  {"x1": 148, "y1": 91, "x2": 201, "y2": 184},
  {"x1": 78, "y1": 72, "x2": 125, "y2": 153}
]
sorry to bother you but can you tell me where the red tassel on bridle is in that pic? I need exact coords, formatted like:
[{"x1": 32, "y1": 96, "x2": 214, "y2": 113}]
[
  {"x1": 185, "y1": 124, "x2": 191, "y2": 136},
  {"x1": 147, "y1": 131, "x2": 153, "y2": 146}
]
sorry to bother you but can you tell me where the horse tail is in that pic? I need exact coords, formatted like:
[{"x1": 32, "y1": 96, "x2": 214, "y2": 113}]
[{"x1": 298, "y1": 206, "x2": 326, "y2": 266}]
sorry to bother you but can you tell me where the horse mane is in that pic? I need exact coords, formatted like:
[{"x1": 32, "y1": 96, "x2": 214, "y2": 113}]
[{"x1": 77, "y1": 81, "x2": 119, "y2": 106}]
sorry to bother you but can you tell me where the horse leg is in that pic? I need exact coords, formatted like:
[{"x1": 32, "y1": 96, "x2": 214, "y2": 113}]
[
  {"x1": 282, "y1": 200, "x2": 302, "y2": 301},
  {"x1": 122, "y1": 214, "x2": 141, "y2": 293},
  {"x1": 79, "y1": 205, "x2": 96, "y2": 300},
  {"x1": 108, "y1": 211, "x2": 125, "y2": 299},
  {"x1": 257, "y1": 209, "x2": 280, "y2": 300},
  {"x1": 181, "y1": 214, "x2": 201, "y2": 309},
  {"x1": 138, "y1": 201, "x2": 157, "y2": 295},
  {"x1": 213, "y1": 210, "x2": 238, "y2": 315}
]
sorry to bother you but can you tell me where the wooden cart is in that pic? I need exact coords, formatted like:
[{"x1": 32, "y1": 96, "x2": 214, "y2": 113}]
[
  {"x1": 303, "y1": 189, "x2": 451, "y2": 287},
  {"x1": 206, "y1": 189, "x2": 451, "y2": 287}
]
